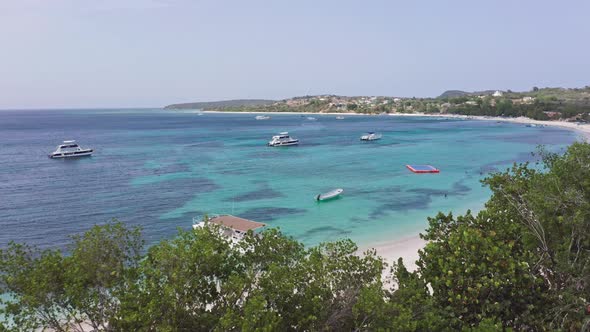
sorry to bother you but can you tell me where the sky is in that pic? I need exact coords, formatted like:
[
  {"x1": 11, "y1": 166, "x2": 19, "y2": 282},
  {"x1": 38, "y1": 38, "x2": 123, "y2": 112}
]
[{"x1": 0, "y1": 0, "x2": 589, "y2": 109}]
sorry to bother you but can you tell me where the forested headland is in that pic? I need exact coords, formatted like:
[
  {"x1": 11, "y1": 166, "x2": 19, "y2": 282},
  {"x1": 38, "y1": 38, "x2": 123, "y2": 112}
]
[{"x1": 164, "y1": 86, "x2": 590, "y2": 122}]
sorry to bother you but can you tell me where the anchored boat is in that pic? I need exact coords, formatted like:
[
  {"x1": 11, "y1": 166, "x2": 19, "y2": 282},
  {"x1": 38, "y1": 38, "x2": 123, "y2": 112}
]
[
  {"x1": 268, "y1": 132, "x2": 299, "y2": 147},
  {"x1": 48, "y1": 140, "x2": 93, "y2": 159},
  {"x1": 316, "y1": 188, "x2": 344, "y2": 201},
  {"x1": 360, "y1": 132, "x2": 382, "y2": 141}
]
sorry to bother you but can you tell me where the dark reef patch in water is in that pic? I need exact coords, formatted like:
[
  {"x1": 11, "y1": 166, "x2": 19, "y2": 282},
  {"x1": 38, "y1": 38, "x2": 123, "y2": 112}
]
[
  {"x1": 299, "y1": 226, "x2": 352, "y2": 240},
  {"x1": 347, "y1": 186, "x2": 403, "y2": 197},
  {"x1": 349, "y1": 216, "x2": 370, "y2": 223},
  {"x1": 407, "y1": 180, "x2": 471, "y2": 198},
  {"x1": 370, "y1": 195, "x2": 432, "y2": 218},
  {"x1": 369, "y1": 180, "x2": 472, "y2": 218},
  {"x1": 138, "y1": 177, "x2": 219, "y2": 213},
  {"x1": 240, "y1": 207, "x2": 306, "y2": 222},
  {"x1": 225, "y1": 188, "x2": 284, "y2": 202},
  {"x1": 151, "y1": 163, "x2": 191, "y2": 174}
]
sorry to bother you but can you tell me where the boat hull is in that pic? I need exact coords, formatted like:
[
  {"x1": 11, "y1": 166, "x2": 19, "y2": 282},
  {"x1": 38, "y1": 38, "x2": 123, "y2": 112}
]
[
  {"x1": 360, "y1": 133, "x2": 382, "y2": 141},
  {"x1": 49, "y1": 150, "x2": 93, "y2": 159},
  {"x1": 316, "y1": 188, "x2": 344, "y2": 201},
  {"x1": 268, "y1": 140, "x2": 299, "y2": 147}
]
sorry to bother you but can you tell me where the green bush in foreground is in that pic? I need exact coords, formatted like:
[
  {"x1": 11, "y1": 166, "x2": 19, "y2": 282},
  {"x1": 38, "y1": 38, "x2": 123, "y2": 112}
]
[{"x1": 2, "y1": 142, "x2": 590, "y2": 331}]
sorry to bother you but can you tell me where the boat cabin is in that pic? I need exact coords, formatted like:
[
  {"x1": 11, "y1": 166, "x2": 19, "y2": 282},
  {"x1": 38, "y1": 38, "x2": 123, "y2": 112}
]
[
  {"x1": 59, "y1": 140, "x2": 80, "y2": 149},
  {"x1": 273, "y1": 132, "x2": 290, "y2": 139}
]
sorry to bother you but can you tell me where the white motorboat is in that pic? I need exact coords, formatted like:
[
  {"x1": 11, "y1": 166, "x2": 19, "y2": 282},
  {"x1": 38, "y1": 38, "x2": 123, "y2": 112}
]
[
  {"x1": 49, "y1": 140, "x2": 93, "y2": 159},
  {"x1": 335, "y1": 116, "x2": 345, "y2": 120},
  {"x1": 316, "y1": 188, "x2": 344, "y2": 201},
  {"x1": 268, "y1": 132, "x2": 299, "y2": 147},
  {"x1": 306, "y1": 117, "x2": 317, "y2": 121},
  {"x1": 360, "y1": 132, "x2": 382, "y2": 141},
  {"x1": 255, "y1": 115, "x2": 271, "y2": 120}
]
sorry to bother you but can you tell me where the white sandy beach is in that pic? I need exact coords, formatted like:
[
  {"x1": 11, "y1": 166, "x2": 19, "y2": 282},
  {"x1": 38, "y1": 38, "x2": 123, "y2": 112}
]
[
  {"x1": 360, "y1": 235, "x2": 427, "y2": 271},
  {"x1": 389, "y1": 113, "x2": 590, "y2": 140}
]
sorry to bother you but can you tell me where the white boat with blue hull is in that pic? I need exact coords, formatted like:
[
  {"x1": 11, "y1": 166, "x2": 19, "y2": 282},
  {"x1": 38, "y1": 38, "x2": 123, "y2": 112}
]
[
  {"x1": 360, "y1": 132, "x2": 382, "y2": 141},
  {"x1": 268, "y1": 132, "x2": 299, "y2": 147},
  {"x1": 49, "y1": 140, "x2": 93, "y2": 159},
  {"x1": 316, "y1": 188, "x2": 344, "y2": 201}
]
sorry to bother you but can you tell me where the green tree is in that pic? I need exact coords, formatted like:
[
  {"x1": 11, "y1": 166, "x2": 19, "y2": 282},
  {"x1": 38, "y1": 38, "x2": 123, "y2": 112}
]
[
  {"x1": 0, "y1": 220, "x2": 142, "y2": 331},
  {"x1": 415, "y1": 211, "x2": 546, "y2": 330},
  {"x1": 483, "y1": 143, "x2": 590, "y2": 330}
]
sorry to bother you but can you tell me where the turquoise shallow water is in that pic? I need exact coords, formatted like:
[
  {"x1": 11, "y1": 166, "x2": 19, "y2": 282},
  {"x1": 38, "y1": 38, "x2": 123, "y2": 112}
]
[{"x1": 0, "y1": 109, "x2": 578, "y2": 249}]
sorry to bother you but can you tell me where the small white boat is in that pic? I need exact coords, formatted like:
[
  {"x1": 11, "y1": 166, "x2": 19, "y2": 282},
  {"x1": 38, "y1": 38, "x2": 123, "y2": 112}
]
[
  {"x1": 316, "y1": 188, "x2": 344, "y2": 201},
  {"x1": 49, "y1": 140, "x2": 93, "y2": 159},
  {"x1": 268, "y1": 132, "x2": 299, "y2": 147},
  {"x1": 306, "y1": 117, "x2": 317, "y2": 121},
  {"x1": 255, "y1": 115, "x2": 271, "y2": 120},
  {"x1": 335, "y1": 116, "x2": 345, "y2": 120},
  {"x1": 360, "y1": 132, "x2": 382, "y2": 141}
]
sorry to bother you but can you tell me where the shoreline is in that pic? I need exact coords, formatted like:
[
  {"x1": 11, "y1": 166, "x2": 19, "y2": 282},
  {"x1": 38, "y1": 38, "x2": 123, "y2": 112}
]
[
  {"x1": 393, "y1": 113, "x2": 590, "y2": 140},
  {"x1": 199, "y1": 110, "x2": 589, "y2": 268},
  {"x1": 198, "y1": 109, "x2": 590, "y2": 140}
]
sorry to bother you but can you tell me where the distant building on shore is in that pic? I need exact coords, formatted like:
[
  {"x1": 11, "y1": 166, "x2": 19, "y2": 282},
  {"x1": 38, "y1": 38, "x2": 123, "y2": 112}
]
[
  {"x1": 493, "y1": 90, "x2": 504, "y2": 97},
  {"x1": 193, "y1": 215, "x2": 266, "y2": 243}
]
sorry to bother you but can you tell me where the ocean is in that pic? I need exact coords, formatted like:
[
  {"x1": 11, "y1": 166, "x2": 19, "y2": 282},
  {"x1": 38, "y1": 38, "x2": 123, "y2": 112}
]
[{"x1": 0, "y1": 109, "x2": 578, "y2": 250}]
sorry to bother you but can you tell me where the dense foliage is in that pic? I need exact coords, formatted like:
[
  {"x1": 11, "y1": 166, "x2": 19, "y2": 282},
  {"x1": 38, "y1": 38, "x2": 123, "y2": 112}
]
[{"x1": 2, "y1": 142, "x2": 590, "y2": 330}]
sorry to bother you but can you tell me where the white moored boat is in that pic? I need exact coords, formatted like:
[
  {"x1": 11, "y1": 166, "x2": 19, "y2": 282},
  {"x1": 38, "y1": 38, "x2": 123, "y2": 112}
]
[
  {"x1": 48, "y1": 140, "x2": 93, "y2": 159},
  {"x1": 306, "y1": 117, "x2": 317, "y2": 121},
  {"x1": 335, "y1": 116, "x2": 345, "y2": 120},
  {"x1": 255, "y1": 115, "x2": 271, "y2": 120},
  {"x1": 268, "y1": 132, "x2": 299, "y2": 147},
  {"x1": 316, "y1": 188, "x2": 344, "y2": 201},
  {"x1": 360, "y1": 132, "x2": 382, "y2": 141}
]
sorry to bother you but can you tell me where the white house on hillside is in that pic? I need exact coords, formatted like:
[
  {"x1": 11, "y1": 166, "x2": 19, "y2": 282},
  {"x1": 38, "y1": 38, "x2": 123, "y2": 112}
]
[{"x1": 493, "y1": 90, "x2": 503, "y2": 97}]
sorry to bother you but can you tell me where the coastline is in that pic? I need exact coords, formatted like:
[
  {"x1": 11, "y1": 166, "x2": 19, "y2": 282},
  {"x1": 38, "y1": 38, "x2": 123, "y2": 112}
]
[
  {"x1": 199, "y1": 110, "x2": 590, "y2": 140},
  {"x1": 390, "y1": 113, "x2": 590, "y2": 140},
  {"x1": 361, "y1": 114, "x2": 589, "y2": 270},
  {"x1": 199, "y1": 110, "x2": 588, "y2": 269}
]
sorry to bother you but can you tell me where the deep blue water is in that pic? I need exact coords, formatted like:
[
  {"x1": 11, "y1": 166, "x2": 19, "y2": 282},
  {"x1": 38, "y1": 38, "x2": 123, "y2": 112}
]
[{"x1": 0, "y1": 109, "x2": 579, "y2": 249}]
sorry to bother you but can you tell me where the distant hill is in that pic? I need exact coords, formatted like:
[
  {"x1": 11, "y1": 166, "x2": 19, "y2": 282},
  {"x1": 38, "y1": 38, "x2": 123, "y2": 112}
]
[
  {"x1": 164, "y1": 99, "x2": 276, "y2": 110},
  {"x1": 438, "y1": 90, "x2": 470, "y2": 98},
  {"x1": 438, "y1": 90, "x2": 497, "y2": 99}
]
